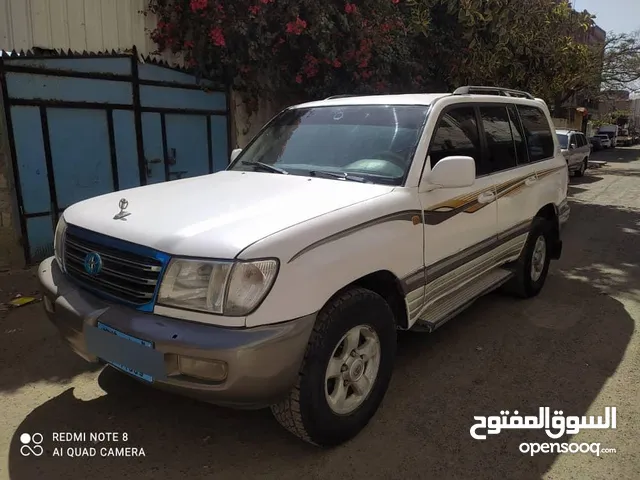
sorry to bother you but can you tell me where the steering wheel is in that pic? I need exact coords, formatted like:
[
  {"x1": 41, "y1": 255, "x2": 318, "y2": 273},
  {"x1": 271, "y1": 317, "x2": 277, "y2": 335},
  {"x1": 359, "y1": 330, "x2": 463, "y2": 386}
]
[{"x1": 370, "y1": 150, "x2": 407, "y2": 168}]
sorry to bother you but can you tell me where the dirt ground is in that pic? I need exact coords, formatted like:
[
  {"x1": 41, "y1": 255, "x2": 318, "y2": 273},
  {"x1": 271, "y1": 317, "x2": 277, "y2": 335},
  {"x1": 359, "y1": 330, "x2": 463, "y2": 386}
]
[{"x1": 1, "y1": 147, "x2": 639, "y2": 480}]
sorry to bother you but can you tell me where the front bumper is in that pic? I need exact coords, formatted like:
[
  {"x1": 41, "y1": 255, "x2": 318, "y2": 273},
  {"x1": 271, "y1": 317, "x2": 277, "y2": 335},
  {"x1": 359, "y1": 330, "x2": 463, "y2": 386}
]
[{"x1": 38, "y1": 257, "x2": 316, "y2": 409}]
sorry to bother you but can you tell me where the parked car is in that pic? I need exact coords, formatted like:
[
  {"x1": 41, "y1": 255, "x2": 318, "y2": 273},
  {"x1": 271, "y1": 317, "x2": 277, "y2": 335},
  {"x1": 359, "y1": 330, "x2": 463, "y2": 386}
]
[
  {"x1": 589, "y1": 136, "x2": 603, "y2": 151},
  {"x1": 39, "y1": 86, "x2": 570, "y2": 447},
  {"x1": 595, "y1": 134, "x2": 612, "y2": 148},
  {"x1": 556, "y1": 129, "x2": 590, "y2": 177}
]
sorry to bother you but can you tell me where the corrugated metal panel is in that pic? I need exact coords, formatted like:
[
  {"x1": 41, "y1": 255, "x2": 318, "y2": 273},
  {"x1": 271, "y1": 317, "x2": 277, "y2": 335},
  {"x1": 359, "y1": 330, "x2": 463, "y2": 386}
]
[{"x1": 0, "y1": 0, "x2": 161, "y2": 56}]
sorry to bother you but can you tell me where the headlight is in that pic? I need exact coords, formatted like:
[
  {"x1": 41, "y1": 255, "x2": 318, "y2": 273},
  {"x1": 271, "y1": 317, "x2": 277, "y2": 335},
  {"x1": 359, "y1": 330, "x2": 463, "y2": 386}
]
[
  {"x1": 53, "y1": 216, "x2": 67, "y2": 271},
  {"x1": 157, "y1": 258, "x2": 279, "y2": 316}
]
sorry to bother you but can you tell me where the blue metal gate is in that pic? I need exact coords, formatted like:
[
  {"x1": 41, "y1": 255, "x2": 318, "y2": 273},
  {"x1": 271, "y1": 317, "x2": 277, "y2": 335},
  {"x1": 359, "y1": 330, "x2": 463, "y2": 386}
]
[{"x1": 0, "y1": 49, "x2": 230, "y2": 263}]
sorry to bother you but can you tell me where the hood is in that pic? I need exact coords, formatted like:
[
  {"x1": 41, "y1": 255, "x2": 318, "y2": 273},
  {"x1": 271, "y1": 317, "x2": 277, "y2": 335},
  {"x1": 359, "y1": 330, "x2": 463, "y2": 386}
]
[{"x1": 63, "y1": 171, "x2": 394, "y2": 258}]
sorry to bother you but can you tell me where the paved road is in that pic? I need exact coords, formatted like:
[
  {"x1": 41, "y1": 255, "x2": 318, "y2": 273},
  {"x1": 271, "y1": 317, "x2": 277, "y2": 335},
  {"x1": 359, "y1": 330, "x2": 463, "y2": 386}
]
[{"x1": 1, "y1": 147, "x2": 639, "y2": 480}]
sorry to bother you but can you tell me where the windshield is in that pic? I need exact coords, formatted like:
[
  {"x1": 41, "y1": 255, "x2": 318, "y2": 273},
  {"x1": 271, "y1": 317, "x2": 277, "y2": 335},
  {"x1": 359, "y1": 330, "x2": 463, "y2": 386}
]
[
  {"x1": 228, "y1": 105, "x2": 430, "y2": 185},
  {"x1": 556, "y1": 134, "x2": 569, "y2": 149}
]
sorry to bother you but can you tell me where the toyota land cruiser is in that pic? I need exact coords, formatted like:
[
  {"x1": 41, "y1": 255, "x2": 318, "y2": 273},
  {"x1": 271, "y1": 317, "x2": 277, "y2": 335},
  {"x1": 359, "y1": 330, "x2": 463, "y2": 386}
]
[{"x1": 39, "y1": 86, "x2": 570, "y2": 447}]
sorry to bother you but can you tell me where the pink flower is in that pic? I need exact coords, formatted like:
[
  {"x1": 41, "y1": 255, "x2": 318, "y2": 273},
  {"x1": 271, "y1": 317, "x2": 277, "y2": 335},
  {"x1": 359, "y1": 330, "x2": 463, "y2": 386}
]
[
  {"x1": 190, "y1": 0, "x2": 208, "y2": 12},
  {"x1": 249, "y1": 5, "x2": 261, "y2": 14},
  {"x1": 209, "y1": 27, "x2": 226, "y2": 47},
  {"x1": 295, "y1": 75, "x2": 303, "y2": 83},
  {"x1": 286, "y1": 17, "x2": 307, "y2": 35},
  {"x1": 392, "y1": 0, "x2": 400, "y2": 4},
  {"x1": 345, "y1": 3, "x2": 357, "y2": 14},
  {"x1": 333, "y1": 59, "x2": 342, "y2": 68}
]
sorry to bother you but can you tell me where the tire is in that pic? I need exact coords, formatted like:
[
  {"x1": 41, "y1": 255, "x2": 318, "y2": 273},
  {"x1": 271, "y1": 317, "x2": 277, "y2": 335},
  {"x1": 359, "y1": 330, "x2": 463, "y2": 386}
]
[
  {"x1": 501, "y1": 217, "x2": 553, "y2": 298},
  {"x1": 574, "y1": 158, "x2": 587, "y2": 177},
  {"x1": 271, "y1": 287, "x2": 397, "y2": 447}
]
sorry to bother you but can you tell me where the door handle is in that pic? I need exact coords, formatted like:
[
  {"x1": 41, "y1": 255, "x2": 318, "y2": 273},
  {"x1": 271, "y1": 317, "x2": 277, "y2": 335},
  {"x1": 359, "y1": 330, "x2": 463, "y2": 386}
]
[
  {"x1": 525, "y1": 176, "x2": 537, "y2": 186},
  {"x1": 145, "y1": 158, "x2": 162, "y2": 177},
  {"x1": 477, "y1": 191, "x2": 496, "y2": 204}
]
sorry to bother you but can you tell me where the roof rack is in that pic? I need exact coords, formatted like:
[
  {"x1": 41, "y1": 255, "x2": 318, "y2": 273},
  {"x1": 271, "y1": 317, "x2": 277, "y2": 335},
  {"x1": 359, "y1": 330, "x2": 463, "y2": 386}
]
[
  {"x1": 453, "y1": 86, "x2": 535, "y2": 100},
  {"x1": 324, "y1": 94, "x2": 361, "y2": 100}
]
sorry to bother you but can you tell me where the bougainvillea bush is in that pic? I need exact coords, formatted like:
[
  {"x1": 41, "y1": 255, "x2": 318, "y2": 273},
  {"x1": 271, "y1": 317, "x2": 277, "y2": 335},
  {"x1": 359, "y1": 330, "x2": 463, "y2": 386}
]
[
  {"x1": 147, "y1": 0, "x2": 599, "y2": 114},
  {"x1": 147, "y1": 0, "x2": 430, "y2": 109}
]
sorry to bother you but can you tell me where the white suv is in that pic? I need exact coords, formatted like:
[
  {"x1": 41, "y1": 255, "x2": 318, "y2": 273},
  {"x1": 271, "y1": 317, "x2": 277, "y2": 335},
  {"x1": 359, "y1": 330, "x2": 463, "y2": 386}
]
[
  {"x1": 39, "y1": 86, "x2": 570, "y2": 447},
  {"x1": 556, "y1": 129, "x2": 590, "y2": 176}
]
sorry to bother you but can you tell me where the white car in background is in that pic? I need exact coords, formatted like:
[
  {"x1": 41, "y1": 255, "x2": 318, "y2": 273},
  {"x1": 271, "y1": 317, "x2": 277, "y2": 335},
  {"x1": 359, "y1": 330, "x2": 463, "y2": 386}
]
[
  {"x1": 595, "y1": 134, "x2": 612, "y2": 149},
  {"x1": 556, "y1": 129, "x2": 590, "y2": 177}
]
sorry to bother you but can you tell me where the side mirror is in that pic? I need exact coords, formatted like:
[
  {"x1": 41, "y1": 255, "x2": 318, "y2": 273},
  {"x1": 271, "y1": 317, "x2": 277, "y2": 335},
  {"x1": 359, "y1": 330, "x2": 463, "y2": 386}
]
[
  {"x1": 570, "y1": 143, "x2": 577, "y2": 149},
  {"x1": 420, "y1": 156, "x2": 475, "y2": 192},
  {"x1": 230, "y1": 148, "x2": 242, "y2": 162}
]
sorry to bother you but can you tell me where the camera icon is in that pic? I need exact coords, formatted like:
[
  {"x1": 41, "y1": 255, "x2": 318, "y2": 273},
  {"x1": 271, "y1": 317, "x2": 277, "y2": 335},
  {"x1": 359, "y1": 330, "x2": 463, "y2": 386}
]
[{"x1": 20, "y1": 433, "x2": 44, "y2": 457}]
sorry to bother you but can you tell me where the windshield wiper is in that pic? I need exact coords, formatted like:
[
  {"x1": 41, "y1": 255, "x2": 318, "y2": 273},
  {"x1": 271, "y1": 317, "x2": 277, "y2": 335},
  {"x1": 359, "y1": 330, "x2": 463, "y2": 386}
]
[
  {"x1": 241, "y1": 160, "x2": 288, "y2": 175},
  {"x1": 308, "y1": 170, "x2": 368, "y2": 183}
]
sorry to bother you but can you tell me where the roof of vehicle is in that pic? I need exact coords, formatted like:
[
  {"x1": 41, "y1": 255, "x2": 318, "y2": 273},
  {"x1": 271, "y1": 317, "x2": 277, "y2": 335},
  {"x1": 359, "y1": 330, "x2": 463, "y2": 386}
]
[
  {"x1": 294, "y1": 92, "x2": 552, "y2": 109},
  {"x1": 294, "y1": 93, "x2": 451, "y2": 109},
  {"x1": 555, "y1": 129, "x2": 582, "y2": 135}
]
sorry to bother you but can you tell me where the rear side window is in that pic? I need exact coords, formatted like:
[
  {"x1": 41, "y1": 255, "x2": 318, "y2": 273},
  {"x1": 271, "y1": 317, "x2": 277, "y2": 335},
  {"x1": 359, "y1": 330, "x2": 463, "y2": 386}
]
[
  {"x1": 517, "y1": 105, "x2": 555, "y2": 162},
  {"x1": 479, "y1": 106, "x2": 519, "y2": 172},
  {"x1": 429, "y1": 106, "x2": 484, "y2": 174}
]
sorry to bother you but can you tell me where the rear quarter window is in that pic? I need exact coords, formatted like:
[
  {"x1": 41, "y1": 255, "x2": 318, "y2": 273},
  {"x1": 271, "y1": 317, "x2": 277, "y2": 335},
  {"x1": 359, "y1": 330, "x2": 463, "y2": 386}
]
[{"x1": 516, "y1": 105, "x2": 555, "y2": 162}]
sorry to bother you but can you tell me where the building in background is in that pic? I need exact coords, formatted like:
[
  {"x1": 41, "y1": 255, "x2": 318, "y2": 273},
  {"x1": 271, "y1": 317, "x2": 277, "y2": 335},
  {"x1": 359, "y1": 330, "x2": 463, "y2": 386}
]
[
  {"x1": 555, "y1": 20, "x2": 607, "y2": 133},
  {"x1": 630, "y1": 94, "x2": 640, "y2": 130}
]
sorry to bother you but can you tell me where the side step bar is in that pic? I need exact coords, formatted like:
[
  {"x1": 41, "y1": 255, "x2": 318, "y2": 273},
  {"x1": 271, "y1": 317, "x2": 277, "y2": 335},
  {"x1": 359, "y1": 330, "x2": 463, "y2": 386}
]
[{"x1": 412, "y1": 268, "x2": 514, "y2": 333}]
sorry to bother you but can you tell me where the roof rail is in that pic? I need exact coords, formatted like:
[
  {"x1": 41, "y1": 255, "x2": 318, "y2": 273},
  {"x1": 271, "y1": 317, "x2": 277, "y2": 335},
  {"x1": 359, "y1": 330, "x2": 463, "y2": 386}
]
[
  {"x1": 453, "y1": 86, "x2": 535, "y2": 100},
  {"x1": 325, "y1": 94, "x2": 361, "y2": 100}
]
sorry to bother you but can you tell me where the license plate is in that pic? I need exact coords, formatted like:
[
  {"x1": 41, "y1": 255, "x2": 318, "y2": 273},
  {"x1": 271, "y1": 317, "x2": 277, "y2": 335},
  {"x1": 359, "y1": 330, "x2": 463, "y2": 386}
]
[{"x1": 96, "y1": 322, "x2": 155, "y2": 382}]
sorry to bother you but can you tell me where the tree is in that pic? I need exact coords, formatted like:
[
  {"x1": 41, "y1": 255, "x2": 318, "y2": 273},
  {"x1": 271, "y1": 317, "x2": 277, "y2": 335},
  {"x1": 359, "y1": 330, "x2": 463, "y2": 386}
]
[
  {"x1": 406, "y1": 0, "x2": 595, "y2": 109},
  {"x1": 599, "y1": 31, "x2": 640, "y2": 93},
  {"x1": 145, "y1": 0, "x2": 602, "y2": 112},
  {"x1": 147, "y1": 0, "x2": 420, "y2": 113}
]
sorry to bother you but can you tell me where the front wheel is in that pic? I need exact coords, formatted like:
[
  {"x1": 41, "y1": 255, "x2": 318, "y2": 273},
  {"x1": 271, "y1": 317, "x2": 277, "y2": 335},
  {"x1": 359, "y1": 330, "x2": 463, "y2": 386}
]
[{"x1": 271, "y1": 287, "x2": 397, "y2": 446}]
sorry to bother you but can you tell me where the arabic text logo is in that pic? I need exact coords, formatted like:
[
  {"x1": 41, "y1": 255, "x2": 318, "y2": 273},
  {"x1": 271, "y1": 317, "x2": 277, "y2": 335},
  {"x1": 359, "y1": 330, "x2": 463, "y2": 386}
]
[
  {"x1": 470, "y1": 407, "x2": 617, "y2": 441},
  {"x1": 83, "y1": 252, "x2": 103, "y2": 275},
  {"x1": 20, "y1": 433, "x2": 44, "y2": 457}
]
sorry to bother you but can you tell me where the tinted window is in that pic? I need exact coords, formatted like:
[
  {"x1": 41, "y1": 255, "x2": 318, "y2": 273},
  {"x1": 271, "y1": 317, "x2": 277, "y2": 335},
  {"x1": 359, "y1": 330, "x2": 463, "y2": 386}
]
[
  {"x1": 479, "y1": 106, "x2": 518, "y2": 172},
  {"x1": 517, "y1": 105, "x2": 555, "y2": 162},
  {"x1": 568, "y1": 134, "x2": 577, "y2": 148},
  {"x1": 574, "y1": 134, "x2": 581, "y2": 147},
  {"x1": 557, "y1": 134, "x2": 569, "y2": 149},
  {"x1": 429, "y1": 107, "x2": 484, "y2": 174},
  {"x1": 579, "y1": 134, "x2": 587, "y2": 147},
  {"x1": 507, "y1": 104, "x2": 528, "y2": 163}
]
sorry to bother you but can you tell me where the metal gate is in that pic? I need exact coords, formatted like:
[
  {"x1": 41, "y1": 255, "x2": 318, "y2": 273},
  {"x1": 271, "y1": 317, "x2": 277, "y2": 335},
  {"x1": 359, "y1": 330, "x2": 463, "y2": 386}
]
[{"x1": 0, "y1": 48, "x2": 231, "y2": 263}]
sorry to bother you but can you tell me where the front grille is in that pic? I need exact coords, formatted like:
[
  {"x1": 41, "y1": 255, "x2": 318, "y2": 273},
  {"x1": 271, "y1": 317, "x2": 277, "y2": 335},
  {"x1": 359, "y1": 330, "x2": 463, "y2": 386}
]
[{"x1": 63, "y1": 230, "x2": 163, "y2": 306}]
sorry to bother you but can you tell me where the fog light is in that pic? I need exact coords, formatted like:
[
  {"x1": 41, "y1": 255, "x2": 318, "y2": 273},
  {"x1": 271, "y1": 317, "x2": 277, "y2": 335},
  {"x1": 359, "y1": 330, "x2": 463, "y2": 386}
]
[{"x1": 177, "y1": 356, "x2": 228, "y2": 382}]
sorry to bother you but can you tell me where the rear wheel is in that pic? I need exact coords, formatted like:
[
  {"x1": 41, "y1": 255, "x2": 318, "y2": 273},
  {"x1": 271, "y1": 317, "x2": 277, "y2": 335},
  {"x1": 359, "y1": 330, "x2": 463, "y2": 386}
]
[
  {"x1": 501, "y1": 217, "x2": 553, "y2": 298},
  {"x1": 575, "y1": 158, "x2": 588, "y2": 177},
  {"x1": 271, "y1": 287, "x2": 397, "y2": 446}
]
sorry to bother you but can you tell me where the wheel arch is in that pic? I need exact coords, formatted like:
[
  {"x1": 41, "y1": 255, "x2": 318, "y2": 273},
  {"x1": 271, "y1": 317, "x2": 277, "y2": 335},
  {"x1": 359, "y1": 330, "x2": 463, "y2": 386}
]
[
  {"x1": 324, "y1": 270, "x2": 409, "y2": 330},
  {"x1": 534, "y1": 203, "x2": 561, "y2": 260}
]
